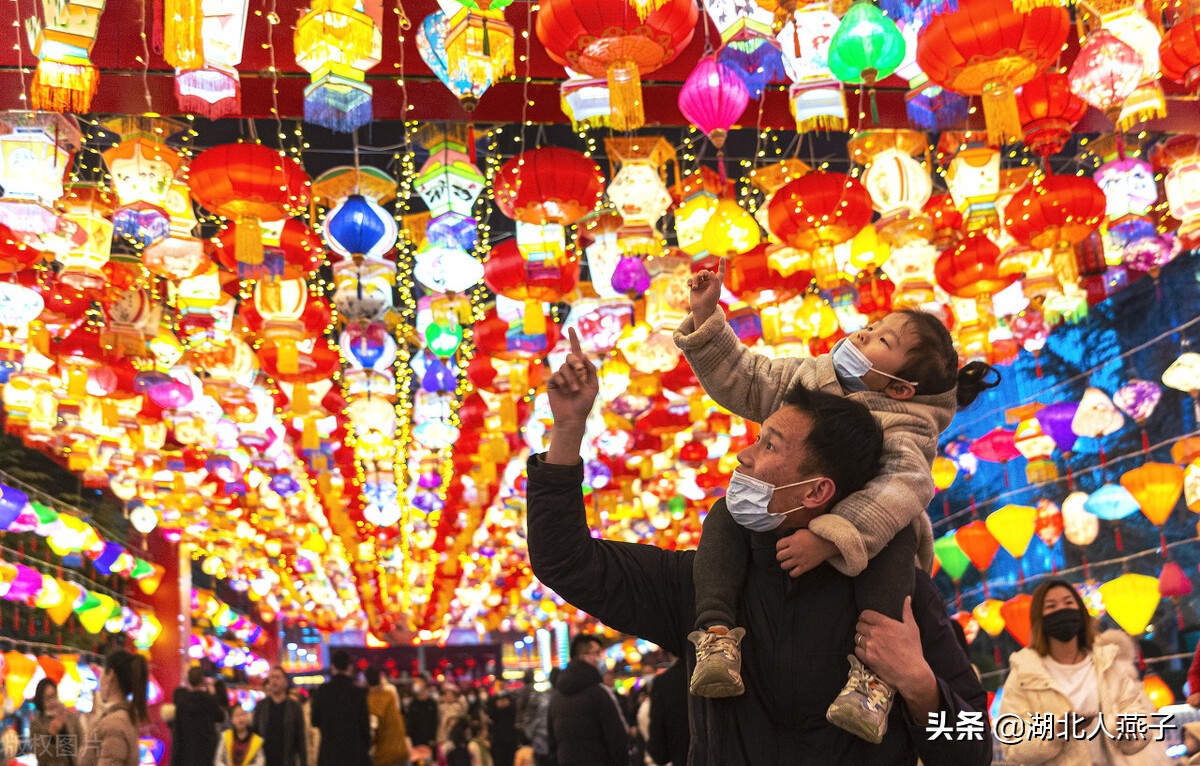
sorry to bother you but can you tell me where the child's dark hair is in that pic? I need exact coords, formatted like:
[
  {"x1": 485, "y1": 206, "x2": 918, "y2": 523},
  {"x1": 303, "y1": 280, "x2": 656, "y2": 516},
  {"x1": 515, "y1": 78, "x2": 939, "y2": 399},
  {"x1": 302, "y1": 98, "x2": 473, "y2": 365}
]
[
  {"x1": 894, "y1": 309, "x2": 1000, "y2": 408},
  {"x1": 106, "y1": 649, "x2": 149, "y2": 724}
]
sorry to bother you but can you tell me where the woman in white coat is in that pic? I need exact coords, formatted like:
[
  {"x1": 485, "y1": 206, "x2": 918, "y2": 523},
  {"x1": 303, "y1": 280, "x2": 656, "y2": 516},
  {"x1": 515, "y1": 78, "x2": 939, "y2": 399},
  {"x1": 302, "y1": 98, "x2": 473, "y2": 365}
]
[{"x1": 998, "y1": 579, "x2": 1169, "y2": 765}]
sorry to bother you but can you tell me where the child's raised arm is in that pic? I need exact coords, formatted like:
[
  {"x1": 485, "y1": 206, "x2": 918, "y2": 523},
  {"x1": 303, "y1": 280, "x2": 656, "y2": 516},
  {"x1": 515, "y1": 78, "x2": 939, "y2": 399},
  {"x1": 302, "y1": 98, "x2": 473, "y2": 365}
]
[{"x1": 674, "y1": 260, "x2": 819, "y2": 423}]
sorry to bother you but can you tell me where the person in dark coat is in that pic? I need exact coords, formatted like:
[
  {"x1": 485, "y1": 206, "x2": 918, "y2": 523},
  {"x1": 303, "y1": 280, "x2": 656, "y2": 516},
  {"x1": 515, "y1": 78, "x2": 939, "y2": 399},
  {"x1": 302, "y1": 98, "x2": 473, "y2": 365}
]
[
  {"x1": 547, "y1": 635, "x2": 630, "y2": 766},
  {"x1": 405, "y1": 677, "x2": 440, "y2": 756},
  {"x1": 646, "y1": 660, "x2": 689, "y2": 766},
  {"x1": 486, "y1": 692, "x2": 520, "y2": 766},
  {"x1": 309, "y1": 650, "x2": 371, "y2": 766},
  {"x1": 171, "y1": 666, "x2": 225, "y2": 766},
  {"x1": 529, "y1": 338, "x2": 992, "y2": 766},
  {"x1": 253, "y1": 666, "x2": 307, "y2": 766}
]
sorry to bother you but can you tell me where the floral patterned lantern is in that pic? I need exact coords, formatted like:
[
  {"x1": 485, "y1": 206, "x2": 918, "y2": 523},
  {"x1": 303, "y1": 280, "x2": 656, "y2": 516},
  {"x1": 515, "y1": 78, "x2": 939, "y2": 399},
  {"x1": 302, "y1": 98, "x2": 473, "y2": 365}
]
[
  {"x1": 0, "y1": 115, "x2": 81, "y2": 236},
  {"x1": 1095, "y1": 157, "x2": 1157, "y2": 221},
  {"x1": 847, "y1": 130, "x2": 931, "y2": 244},
  {"x1": 1068, "y1": 29, "x2": 1143, "y2": 122},
  {"x1": 1113, "y1": 379, "x2": 1162, "y2": 451},
  {"x1": 445, "y1": 8, "x2": 515, "y2": 104},
  {"x1": 24, "y1": 0, "x2": 106, "y2": 111},
  {"x1": 1152, "y1": 135, "x2": 1200, "y2": 248},
  {"x1": 605, "y1": 137, "x2": 676, "y2": 229}
]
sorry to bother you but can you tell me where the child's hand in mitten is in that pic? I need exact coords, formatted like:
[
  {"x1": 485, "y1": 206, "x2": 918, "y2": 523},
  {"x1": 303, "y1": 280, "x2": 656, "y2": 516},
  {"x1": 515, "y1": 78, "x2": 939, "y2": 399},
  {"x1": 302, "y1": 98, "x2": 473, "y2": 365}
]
[{"x1": 776, "y1": 529, "x2": 838, "y2": 578}]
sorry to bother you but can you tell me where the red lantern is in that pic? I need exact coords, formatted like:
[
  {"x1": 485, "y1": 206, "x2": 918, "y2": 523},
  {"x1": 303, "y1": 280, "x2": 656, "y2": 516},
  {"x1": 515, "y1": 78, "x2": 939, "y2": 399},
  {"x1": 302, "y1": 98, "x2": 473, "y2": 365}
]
[
  {"x1": 766, "y1": 173, "x2": 873, "y2": 289},
  {"x1": 188, "y1": 144, "x2": 311, "y2": 272},
  {"x1": 721, "y1": 243, "x2": 812, "y2": 303},
  {"x1": 923, "y1": 194, "x2": 963, "y2": 250},
  {"x1": 934, "y1": 234, "x2": 1018, "y2": 300},
  {"x1": 492, "y1": 148, "x2": 605, "y2": 226},
  {"x1": 0, "y1": 224, "x2": 43, "y2": 273},
  {"x1": 1160, "y1": 16, "x2": 1200, "y2": 93},
  {"x1": 1004, "y1": 175, "x2": 1106, "y2": 289},
  {"x1": 916, "y1": 0, "x2": 1069, "y2": 146},
  {"x1": 535, "y1": 0, "x2": 698, "y2": 131},
  {"x1": 855, "y1": 273, "x2": 895, "y2": 319},
  {"x1": 483, "y1": 239, "x2": 580, "y2": 335},
  {"x1": 1015, "y1": 72, "x2": 1087, "y2": 157},
  {"x1": 210, "y1": 218, "x2": 325, "y2": 280}
]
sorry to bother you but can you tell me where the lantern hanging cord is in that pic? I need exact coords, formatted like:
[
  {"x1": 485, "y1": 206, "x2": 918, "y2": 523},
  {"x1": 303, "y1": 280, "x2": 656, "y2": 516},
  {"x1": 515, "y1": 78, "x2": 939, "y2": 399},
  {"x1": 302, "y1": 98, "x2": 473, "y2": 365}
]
[
  {"x1": 943, "y1": 313, "x2": 1200, "y2": 441},
  {"x1": 932, "y1": 427, "x2": 1200, "y2": 532},
  {"x1": 0, "y1": 638, "x2": 105, "y2": 662},
  {"x1": 953, "y1": 536, "x2": 1200, "y2": 608}
]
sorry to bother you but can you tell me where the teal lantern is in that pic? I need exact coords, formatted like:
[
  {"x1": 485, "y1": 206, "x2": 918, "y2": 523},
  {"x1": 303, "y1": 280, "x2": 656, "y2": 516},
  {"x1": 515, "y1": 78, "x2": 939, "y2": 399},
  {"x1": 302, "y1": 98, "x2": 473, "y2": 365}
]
[
  {"x1": 425, "y1": 322, "x2": 464, "y2": 358},
  {"x1": 827, "y1": 2, "x2": 906, "y2": 86}
]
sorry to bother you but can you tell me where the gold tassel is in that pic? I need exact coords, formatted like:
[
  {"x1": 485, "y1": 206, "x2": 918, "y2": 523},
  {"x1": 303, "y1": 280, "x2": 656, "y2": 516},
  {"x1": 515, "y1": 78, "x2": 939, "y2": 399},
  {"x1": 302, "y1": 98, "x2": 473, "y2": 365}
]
[
  {"x1": 277, "y1": 339, "x2": 299, "y2": 375},
  {"x1": 28, "y1": 321, "x2": 50, "y2": 357},
  {"x1": 317, "y1": 474, "x2": 332, "y2": 496},
  {"x1": 982, "y1": 80, "x2": 1023, "y2": 147},
  {"x1": 1117, "y1": 81, "x2": 1167, "y2": 132},
  {"x1": 235, "y1": 215, "x2": 264, "y2": 267},
  {"x1": 295, "y1": 3, "x2": 376, "y2": 64},
  {"x1": 67, "y1": 367, "x2": 89, "y2": 399},
  {"x1": 302, "y1": 418, "x2": 320, "y2": 451},
  {"x1": 628, "y1": 0, "x2": 668, "y2": 21},
  {"x1": 291, "y1": 383, "x2": 310, "y2": 415},
  {"x1": 1052, "y1": 243, "x2": 1080, "y2": 288},
  {"x1": 1010, "y1": 0, "x2": 1064, "y2": 10},
  {"x1": 499, "y1": 395, "x2": 517, "y2": 432},
  {"x1": 31, "y1": 61, "x2": 99, "y2": 113},
  {"x1": 522, "y1": 297, "x2": 545, "y2": 335},
  {"x1": 607, "y1": 59, "x2": 645, "y2": 132},
  {"x1": 101, "y1": 401, "x2": 119, "y2": 428},
  {"x1": 508, "y1": 362, "x2": 528, "y2": 394},
  {"x1": 163, "y1": 0, "x2": 205, "y2": 69}
]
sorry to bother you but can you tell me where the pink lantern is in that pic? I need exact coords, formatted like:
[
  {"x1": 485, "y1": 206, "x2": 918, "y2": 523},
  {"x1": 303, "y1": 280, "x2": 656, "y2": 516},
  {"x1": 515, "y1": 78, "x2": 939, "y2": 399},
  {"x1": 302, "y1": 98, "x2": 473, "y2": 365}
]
[
  {"x1": 1159, "y1": 561, "x2": 1192, "y2": 598},
  {"x1": 678, "y1": 56, "x2": 749, "y2": 151},
  {"x1": 1068, "y1": 29, "x2": 1144, "y2": 119}
]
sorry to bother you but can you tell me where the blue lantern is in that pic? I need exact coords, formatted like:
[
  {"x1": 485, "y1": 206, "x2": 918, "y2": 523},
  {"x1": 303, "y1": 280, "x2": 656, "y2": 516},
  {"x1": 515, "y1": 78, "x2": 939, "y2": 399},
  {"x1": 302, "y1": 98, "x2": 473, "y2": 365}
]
[
  {"x1": 718, "y1": 38, "x2": 785, "y2": 99},
  {"x1": 1084, "y1": 484, "x2": 1140, "y2": 520},
  {"x1": 422, "y1": 357, "x2": 457, "y2": 393},
  {"x1": 0, "y1": 484, "x2": 28, "y2": 530},
  {"x1": 324, "y1": 194, "x2": 397, "y2": 261}
]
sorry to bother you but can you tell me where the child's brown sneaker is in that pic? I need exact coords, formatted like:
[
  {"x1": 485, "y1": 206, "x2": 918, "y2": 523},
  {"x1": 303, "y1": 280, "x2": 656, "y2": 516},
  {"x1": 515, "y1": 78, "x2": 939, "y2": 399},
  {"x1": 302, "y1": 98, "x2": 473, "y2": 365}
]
[
  {"x1": 826, "y1": 655, "x2": 895, "y2": 744},
  {"x1": 687, "y1": 626, "x2": 747, "y2": 698}
]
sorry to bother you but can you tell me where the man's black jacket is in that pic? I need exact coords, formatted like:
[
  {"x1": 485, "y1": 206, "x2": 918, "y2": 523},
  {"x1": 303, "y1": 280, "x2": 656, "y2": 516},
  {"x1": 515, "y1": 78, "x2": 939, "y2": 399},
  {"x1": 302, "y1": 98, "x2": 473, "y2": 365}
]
[
  {"x1": 647, "y1": 660, "x2": 690, "y2": 766},
  {"x1": 526, "y1": 455, "x2": 992, "y2": 766}
]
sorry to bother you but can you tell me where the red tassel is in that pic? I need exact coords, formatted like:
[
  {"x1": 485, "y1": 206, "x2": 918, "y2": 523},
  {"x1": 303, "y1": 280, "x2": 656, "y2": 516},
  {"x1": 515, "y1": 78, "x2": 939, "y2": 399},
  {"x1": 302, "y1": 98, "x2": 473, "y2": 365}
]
[
  {"x1": 994, "y1": 645, "x2": 1001, "y2": 665},
  {"x1": 1160, "y1": 532, "x2": 1168, "y2": 557},
  {"x1": 1003, "y1": 463, "x2": 1011, "y2": 488},
  {"x1": 1178, "y1": 607, "x2": 1186, "y2": 633},
  {"x1": 1018, "y1": 560, "x2": 1025, "y2": 586},
  {"x1": 717, "y1": 150, "x2": 726, "y2": 186},
  {"x1": 1082, "y1": 555, "x2": 1090, "y2": 579},
  {"x1": 1114, "y1": 525, "x2": 1123, "y2": 552},
  {"x1": 1099, "y1": 446, "x2": 1107, "y2": 468},
  {"x1": 1035, "y1": 355, "x2": 1043, "y2": 379},
  {"x1": 943, "y1": 497, "x2": 950, "y2": 519},
  {"x1": 153, "y1": 0, "x2": 165, "y2": 54},
  {"x1": 954, "y1": 584, "x2": 962, "y2": 610},
  {"x1": 969, "y1": 494, "x2": 977, "y2": 517},
  {"x1": 1141, "y1": 429, "x2": 1150, "y2": 453},
  {"x1": 1065, "y1": 464, "x2": 1075, "y2": 491},
  {"x1": 468, "y1": 121, "x2": 477, "y2": 166}
]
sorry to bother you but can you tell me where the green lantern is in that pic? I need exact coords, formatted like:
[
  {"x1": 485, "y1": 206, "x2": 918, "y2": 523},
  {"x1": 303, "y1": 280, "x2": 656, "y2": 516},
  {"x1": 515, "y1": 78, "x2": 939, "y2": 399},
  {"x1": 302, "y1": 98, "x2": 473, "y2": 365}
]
[
  {"x1": 425, "y1": 321, "x2": 464, "y2": 358},
  {"x1": 933, "y1": 532, "x2": 971, "y2": 582},
  {"x1": 827, "y1": 2, "x2": 906, "y2": 86},
  {"x1": 668, "y1": 495, "x2": 687, "y2": 519}
]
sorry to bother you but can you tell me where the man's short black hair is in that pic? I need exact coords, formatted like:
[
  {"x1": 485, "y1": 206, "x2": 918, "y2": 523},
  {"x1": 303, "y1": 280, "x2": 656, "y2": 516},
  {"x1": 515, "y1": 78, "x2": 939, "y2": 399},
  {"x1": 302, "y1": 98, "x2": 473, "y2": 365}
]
[
  {"x1": 570, "y1": 633, "x2": 603, "y2": 660},
  {"x1": 187, "y1": 666, "x2": 205, "y2": 688},
  {"x1": 331, "y1": 650, "x2": 352, "y2": 673},
  {"x1": 364, "y1": 666, "x2": 382, "y2": 687},
  {"x1": 779, "y1": 383, "x2": 884, "y2": 503}
]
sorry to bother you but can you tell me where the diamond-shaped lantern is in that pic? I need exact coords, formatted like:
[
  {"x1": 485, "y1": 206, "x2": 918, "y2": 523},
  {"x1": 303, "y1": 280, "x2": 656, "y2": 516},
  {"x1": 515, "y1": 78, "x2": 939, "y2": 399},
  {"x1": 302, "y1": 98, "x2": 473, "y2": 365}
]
[
  {"x1": 604, "y1": 137, "x2": 676, "y2": 229},
  {"x1": 415, "y1": 125, "x2": 486, "y2": 221}
]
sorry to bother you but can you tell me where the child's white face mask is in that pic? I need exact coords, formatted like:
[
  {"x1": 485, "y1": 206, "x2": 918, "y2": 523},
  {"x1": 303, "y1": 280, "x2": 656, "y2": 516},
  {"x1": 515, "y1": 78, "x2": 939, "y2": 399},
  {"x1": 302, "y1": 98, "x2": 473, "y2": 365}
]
[
  {"x1": 726, "y1": 470, "x2": 823, "y2": 532},
  {"x1": 831, "y1": 338, "x2": 918, "y2": 390}
]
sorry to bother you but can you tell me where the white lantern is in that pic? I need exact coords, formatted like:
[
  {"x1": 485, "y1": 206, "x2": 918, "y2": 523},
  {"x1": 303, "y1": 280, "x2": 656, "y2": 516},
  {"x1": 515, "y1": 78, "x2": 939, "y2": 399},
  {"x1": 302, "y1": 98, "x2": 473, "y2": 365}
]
[
  {"x1": 778, "y1": 9, "x2": 839, "y2": 84},
  {"x1": 858, "y1": 147, "x2": 932, "y2": 218}
]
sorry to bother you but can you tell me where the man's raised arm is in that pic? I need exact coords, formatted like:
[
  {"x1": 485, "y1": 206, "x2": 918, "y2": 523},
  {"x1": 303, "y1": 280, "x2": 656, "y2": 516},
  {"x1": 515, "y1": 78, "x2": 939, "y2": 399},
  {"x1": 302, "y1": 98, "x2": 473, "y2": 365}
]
[{"x1": 527, "y1": 329, "x2": 693, "y2": 656}]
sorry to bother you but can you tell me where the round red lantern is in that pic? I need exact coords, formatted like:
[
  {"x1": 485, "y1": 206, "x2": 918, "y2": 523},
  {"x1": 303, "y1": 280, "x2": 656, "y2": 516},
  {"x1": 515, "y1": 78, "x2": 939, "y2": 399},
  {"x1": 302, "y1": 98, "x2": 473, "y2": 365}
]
[
  {"x1": 1004, "y1": 175, "x2": 1106, "y2": 288},
  {"x1": 492, "y1": 148, "x2": 605, "y2": 226},
  {"x1": 188, "y1": 144, "x2": 311, "y2": 272},
  {"x1": 484, "y1": 239, "x2": 580, "y2": 335},
  {"x1": 1161, "y1": 16, "x2": 1200, "y2": 93},
  {"x1": 917, "y1": 0, "x2": 1069, "y2": 146},
  {"x1": 721, "y1": 243, "x2": 812, "y2": 304},
  {"x1": 923, "y1": 194, "x2": 964, "y2": 250},
  {"x1": 0, "y1": 224, "x2": 42, "y2": 273},
  {"x1": 766, "y1": 173, "x2": 873, "y2": 289},
  {"x1": 535, "y1": 0, "x2": 698, "y2": 131},
  {"x1": 1015, "y1": 72, "x2": 1087, "y2": 157},
  {"x1": 934, "y1": 234, "x2": 1018, "y2": 300}
]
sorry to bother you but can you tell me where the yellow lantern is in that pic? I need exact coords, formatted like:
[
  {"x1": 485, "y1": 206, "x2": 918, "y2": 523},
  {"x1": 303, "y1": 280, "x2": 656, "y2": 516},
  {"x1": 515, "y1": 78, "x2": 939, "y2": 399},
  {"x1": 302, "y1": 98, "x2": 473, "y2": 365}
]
[
  {"x1": 1120, "y1": 462, "x2": 1185, "y2": 526},
  {"x1": 972, "y1": 598, "x2": 1007, "y2": 636},
  {"x1": 56, "y1": 655, "x2": 83, "y2": 707},
  {"x1": 986, "y1": 505, "x2": 1038, "y2": 559},
  {"x1": 77, "y1": 592, "x2": 118, "y2": 634},
  {"x1": 931, "y1": 456, "x2": 958, "y2": 490},
  {"x1": 4, "y1": 651, "x2": 37, "y2": 706},
  {"x1": 58, "y1": 184, "x2": 115, "y2": 291},
  {"x1": 47, "y1": 580, "x2": 82, "y2": 625},
  {"x1": 135, "y1": 563, "x2": 166, "y2": 595},
  {"x1": 675, "y1": 195, "x2": 719, "y2": 256},
  {"x1": 34, "y1": 575, "x2": 62, "y2": 609},
  {"x1": 701, "y1": 200, "x2": 761, "y2": 257},
  {"x1": 1098, "y1": 573, "x2": 1160, "y2": 635},
  {"x1": 446, "y1": 8, "x2": 515, "y2": 93},
  {"x1": 1162, "y1": 352, "x2": 1200, "y2": 414}
]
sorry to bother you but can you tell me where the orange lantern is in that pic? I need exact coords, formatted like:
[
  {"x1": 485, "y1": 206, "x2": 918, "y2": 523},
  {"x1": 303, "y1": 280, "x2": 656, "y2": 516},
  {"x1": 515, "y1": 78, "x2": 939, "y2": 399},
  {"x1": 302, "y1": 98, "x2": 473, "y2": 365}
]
[
  {"x1": 187, "y1": 144, "x2": 311, "y2": 272},
  {"x1": 916, "y1": 0, "x2": 1069, "y2": 146},
  {"x1": 4, "y1": 651, "x2": 36, "y2": 705},
  {"x1": 1143, "y1": 675, "x2": 1174, "y2": 709},
  {"x1": 1001, "y1": 593, "x2": 1033, "y2": 646},
  {"x1": 1004, "y1": 174, "x2": 1106, "y2": 295},
  {"x1": 1160, "y1": 16, "x2": 1200, "y2": 94},
  {"x1": 1121, "y1": 462, "x2": 1185, "y2": 527},
  {"x1": 955, "y1": 520, "x2": 1000, "y2": 572},
  {"x1": 1015, "y1": 72, "x2": 1088, "y2": 158}
]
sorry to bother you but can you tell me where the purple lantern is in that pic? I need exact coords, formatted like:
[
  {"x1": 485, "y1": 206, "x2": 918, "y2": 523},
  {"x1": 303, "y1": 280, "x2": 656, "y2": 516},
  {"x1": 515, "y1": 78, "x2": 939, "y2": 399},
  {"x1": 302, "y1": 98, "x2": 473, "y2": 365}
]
[
  {"x1": 4, "y1": 564, "x2": 44, "y2": 603},
  {"x1": 717, "y1": 39, "x2": 785, "y2": 100},
  {"x1": 611, "y1": 255, "x2": 651, "y2": 296},
  {"x1": 1035, "y1": 402, "x2": 1080, "y2": 453},
  {"x1": 422, "y1": 357, "x2": 457, "y2": 393},
  {"x1": 92, "y1": 542, "x2": 126, "y2": 576},
  {"x1": 0, "y1": 484, "x2": 28, "y2": 530}
]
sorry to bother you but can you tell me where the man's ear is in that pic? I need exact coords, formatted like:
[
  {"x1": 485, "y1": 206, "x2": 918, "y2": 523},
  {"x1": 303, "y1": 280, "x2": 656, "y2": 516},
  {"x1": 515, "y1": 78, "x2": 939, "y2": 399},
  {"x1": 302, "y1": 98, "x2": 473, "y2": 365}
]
[
  {"x1": 801, "y1": 477, "x2": 837, "y2": 508},
  {"x1": 884, "y1": 380, "x2": 917, "y2": 400}
]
